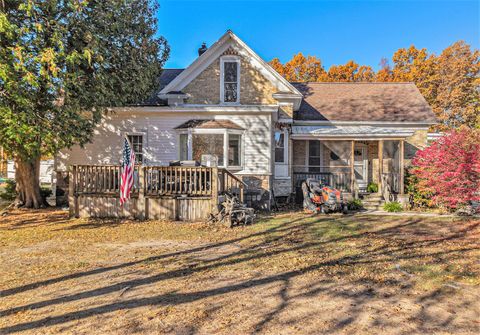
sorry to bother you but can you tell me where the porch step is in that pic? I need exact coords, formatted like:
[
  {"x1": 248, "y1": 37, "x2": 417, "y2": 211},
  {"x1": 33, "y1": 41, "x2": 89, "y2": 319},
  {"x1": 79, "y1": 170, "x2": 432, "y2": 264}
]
[
  {"x1": 362, "y1": 195, "x2": 383, "y2": 202},
  {"x1": 363, "y1": 204, "x2": 384, "y2": 211},
  {"x1": 361, "y1": 194, "x2": 385, "y2": 210}
]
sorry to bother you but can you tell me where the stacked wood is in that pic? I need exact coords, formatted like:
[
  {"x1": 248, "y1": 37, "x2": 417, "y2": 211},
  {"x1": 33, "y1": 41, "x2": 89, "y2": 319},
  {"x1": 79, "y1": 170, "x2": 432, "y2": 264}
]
[{"x1": 208, "y1": 193, "x2": 255, "y2": 227}]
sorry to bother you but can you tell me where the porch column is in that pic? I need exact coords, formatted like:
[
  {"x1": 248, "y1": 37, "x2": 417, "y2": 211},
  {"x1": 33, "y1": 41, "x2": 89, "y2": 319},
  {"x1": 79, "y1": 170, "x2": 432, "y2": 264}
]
[
  {"x1": 350, "y1": 140, "x2": 355, "y2": 196},
  {"x1": 378, "y1": 140, "x2": 384, "y2": 196},
  {"x1": 399, "y1": 140, "x2": 405, "y2": 195}
]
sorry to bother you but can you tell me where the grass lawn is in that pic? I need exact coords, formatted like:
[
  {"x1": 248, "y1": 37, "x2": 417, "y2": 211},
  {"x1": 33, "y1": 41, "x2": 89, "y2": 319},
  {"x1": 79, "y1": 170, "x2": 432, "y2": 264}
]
[{"x1": 0, "y1": 209, "x2": 479, "y2": 334}]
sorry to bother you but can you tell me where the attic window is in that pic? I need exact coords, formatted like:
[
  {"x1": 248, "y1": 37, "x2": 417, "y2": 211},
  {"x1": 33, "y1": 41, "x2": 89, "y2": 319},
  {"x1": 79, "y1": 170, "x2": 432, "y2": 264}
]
[{"x1": 220, "y1": 56, "x2": 240, "y2": 104}]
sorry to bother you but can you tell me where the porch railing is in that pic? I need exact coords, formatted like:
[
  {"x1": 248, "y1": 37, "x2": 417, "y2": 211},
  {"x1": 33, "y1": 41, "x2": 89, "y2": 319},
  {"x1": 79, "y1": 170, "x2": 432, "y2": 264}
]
[
  {"x1": 69, "y1": 164, "x2": 246, "y2": 221},
  {"x1": 293, "y1": 166, "x2": 352, "y2": 193},
  {"x1": 218, "y1": 169, "x2": 246, "y2": 201},
  {"x1": 73, "y1": 165, "x2": 140, "y2": 195},
  {"x1": 382, "y1": 172, "x2": 400, "y2": 200},
  {"x1": 71, "y1": 165, "x2": 245, "y2": 199},
  {"x1": 145, "y1": 166, "x2": 213, "y2": 196}
]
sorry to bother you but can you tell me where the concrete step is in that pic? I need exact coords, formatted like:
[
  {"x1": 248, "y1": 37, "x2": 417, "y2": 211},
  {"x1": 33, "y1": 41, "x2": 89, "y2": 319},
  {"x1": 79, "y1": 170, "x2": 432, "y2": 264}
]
[
  {"x1": 363, "y1": 205, "x2": 385, "y2": 211},
  {"x1": 362, "y1": 200, "x2": 384, "y2": 206},
  {"x1": 362, "y1": 195, "x2": 383, "y2": 201}
]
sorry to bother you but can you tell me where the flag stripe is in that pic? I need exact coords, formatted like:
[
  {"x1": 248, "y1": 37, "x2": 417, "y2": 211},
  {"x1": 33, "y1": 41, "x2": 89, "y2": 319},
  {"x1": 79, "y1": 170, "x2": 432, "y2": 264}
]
[{"x1": 120, "y1": 137, "x2": 136, "y2": 205}]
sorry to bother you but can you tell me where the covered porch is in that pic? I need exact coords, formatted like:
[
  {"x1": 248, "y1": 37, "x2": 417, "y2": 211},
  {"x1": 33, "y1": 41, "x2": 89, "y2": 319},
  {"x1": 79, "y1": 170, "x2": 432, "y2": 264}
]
[{"x1": 291, "y1": 125, "x2": 412, "y2": 200}]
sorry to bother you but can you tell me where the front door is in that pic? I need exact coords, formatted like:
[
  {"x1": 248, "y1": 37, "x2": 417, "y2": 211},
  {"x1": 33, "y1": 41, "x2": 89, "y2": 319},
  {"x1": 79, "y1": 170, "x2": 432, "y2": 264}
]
[{"x1": 354, "y1": 144, "x2": 368, "y2": 191}]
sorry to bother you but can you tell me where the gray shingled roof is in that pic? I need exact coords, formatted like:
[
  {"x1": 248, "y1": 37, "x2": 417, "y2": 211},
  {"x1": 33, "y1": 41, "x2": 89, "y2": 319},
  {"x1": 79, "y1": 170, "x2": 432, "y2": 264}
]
[
  {"x1": 138, "y1": 69, "x2": 185, "y2": 105},
  {"x1": 292, "y1": 82, "x2": 436, "y2": 123},
  {"x1": 159, "y1": 69, "x2": 184, "y2": 91}
]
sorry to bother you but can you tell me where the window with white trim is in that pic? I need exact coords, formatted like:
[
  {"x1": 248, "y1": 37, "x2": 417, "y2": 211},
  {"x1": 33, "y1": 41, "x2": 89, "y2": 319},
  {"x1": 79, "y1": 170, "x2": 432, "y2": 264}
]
[
  {"x1": 274, "y1": 131, "x2": 285, "y2": 163},
  {"x1": 228, "y1": 134, "x2": 241, "y2": 166},
  {"x1": 179, "y1": 133, "x2": 188, "y2": 161},
  {"x1": 178, "y1": 129, "x2": 243, "y2": 168},
  {"x1": 127, "y1": 134, "x2": 144, "y2": 163},
  {"x1": 220, "y1": 56, "x2": 240, "y2": 103},
  {"x1": 192, "y1": 133, "x2": 225, "y2": 164}
]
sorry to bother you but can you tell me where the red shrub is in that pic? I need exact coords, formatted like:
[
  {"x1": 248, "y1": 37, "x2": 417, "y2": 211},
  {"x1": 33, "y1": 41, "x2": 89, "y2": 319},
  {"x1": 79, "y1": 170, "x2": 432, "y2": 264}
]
[{"x1": 411, "y1": 128, "x2": 480, "y2": 210}]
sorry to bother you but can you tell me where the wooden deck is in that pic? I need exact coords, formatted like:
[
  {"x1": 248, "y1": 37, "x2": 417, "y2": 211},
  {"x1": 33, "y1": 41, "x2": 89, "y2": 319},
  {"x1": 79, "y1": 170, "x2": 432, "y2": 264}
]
[{"x1": 68, "y1": 165, "x2": 245, "y2": 221}]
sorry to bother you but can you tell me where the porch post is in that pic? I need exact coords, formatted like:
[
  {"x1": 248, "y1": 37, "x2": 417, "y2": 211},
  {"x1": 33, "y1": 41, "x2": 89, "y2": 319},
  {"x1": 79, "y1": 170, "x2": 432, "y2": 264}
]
[
  {"x1": 350, "y1": 140, "x2": 355, "y2": 196},
  {"x1": 378, "y1": 140, "x2": 384, "y2": 196},
  {"x1": 399, "y1": 140, "x2": 405, "y2": 195}
]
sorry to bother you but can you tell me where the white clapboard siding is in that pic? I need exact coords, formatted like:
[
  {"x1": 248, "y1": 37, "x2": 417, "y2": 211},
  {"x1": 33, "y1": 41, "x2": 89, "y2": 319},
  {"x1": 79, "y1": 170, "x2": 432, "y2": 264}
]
[
  {"x1": 7, "y1": 160, "x2": 54, "y2": 184},
  {"x1": 56, "y1": 111, "x2": 272, "y2": 175}
]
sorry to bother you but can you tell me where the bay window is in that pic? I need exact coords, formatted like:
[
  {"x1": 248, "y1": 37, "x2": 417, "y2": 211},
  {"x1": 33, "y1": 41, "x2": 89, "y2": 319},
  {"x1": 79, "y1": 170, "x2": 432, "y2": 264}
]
[
  {"x1": 192, "y1": 134, "x2": 225, "y2": 163},
  {"x1": 178, "y1": 129, "x2": 243, "y2": 168}
]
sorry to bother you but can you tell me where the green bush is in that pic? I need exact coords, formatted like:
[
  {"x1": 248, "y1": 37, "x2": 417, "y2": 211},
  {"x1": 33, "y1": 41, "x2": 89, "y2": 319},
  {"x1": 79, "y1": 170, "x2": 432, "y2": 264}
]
[
  {"x1": 0, "y1": 179, "x2": 16, "y2": 201},
  {"x1": 0, "y1": 180, "x2": 52, "y2": 201},
  {"x1": 383, "y1": 201, "x2": 403, "y2": 212},
  {"x1": 367, "y1": 182, "x2": 378, "y2": 193},
  {"x1": 405, "y1": 168, "x2": 434, "y2": 209},
  {"x1": 347, "y1": 198, "x2": 363, "y2": 210}
]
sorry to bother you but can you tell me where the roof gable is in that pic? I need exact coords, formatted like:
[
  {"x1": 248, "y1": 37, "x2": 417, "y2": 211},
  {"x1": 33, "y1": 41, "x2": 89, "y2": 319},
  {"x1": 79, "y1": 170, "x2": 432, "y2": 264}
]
[{"x1": 159, "y1": 30, "x2": 301, "y2": 96}]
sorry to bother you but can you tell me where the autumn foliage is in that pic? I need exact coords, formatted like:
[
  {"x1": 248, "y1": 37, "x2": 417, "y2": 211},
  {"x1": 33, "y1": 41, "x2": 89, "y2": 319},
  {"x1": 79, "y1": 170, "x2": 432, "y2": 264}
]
[
  {"x1": 410, "y1": 128, "x2": 480, "y2": 210},
  {"x1": 270, "y1": 42, "x2": 480, "y2": 130}
]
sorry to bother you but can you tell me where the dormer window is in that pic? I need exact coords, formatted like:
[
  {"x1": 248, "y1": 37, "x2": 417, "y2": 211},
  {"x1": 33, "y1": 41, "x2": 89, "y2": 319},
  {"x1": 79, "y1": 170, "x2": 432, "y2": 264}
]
[{"x1": 220, "y1": 56, "x2": 240, "y2": 104}]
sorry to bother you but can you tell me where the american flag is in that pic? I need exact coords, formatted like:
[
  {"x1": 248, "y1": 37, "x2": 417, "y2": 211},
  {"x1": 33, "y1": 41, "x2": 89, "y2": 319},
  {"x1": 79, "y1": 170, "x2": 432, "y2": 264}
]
[{"x1": 120, "y1": 136, "x2": 136, "y2": 205}]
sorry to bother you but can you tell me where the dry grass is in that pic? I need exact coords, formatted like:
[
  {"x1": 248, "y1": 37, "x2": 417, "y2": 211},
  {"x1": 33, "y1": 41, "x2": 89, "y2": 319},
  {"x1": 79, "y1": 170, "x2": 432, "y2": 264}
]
[{"x1": 0, "y1": 208, "x2": 479, "y2": 334}]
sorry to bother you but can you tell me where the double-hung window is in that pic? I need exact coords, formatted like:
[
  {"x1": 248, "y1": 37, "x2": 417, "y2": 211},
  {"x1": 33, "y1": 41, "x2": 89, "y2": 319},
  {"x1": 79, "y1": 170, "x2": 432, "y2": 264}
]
[
  {"x1": 220, "y1": 56, "x2": 240, "y2": 104},
  {"x1": 127, "y1": 134, "x2": 144, "y2": 163},
  {"x1": 274, "y1": 132, "x2": 285, "y2": 163}
]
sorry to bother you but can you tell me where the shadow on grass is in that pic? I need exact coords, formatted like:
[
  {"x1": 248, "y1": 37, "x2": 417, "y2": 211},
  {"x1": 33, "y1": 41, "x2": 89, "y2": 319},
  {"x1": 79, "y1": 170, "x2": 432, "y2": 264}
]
[{"x1": 1, "y1": 214, "x2": 478, "y2": 334}]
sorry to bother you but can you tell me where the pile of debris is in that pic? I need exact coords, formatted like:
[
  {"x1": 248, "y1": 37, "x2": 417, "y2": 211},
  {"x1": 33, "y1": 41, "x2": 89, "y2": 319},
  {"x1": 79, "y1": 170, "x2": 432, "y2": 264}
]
[{"x1": 208, "y1": 193, "x2": 255, "y2": 227}]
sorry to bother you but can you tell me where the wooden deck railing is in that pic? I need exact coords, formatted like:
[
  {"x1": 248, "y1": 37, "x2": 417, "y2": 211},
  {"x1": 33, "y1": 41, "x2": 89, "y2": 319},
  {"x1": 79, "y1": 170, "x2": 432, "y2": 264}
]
[
  {"x1": 144, "y1": 166, "x2": 214, "y2": 196},
  {"x1": 73, "y1": 165, "x2": 140, "y2": 195},
  {"x1": 69, "y1": 165, "x2": 246, "y2": 220},
  {"x1": 218, "y1": 169, "x2": 246, "y2": 202}
]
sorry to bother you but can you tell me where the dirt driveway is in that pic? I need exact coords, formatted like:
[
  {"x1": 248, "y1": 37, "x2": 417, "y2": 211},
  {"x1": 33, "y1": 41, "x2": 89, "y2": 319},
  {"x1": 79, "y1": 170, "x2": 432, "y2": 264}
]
[{"x1": 0, "y1": 209, "x2": 479, "y2": 334}]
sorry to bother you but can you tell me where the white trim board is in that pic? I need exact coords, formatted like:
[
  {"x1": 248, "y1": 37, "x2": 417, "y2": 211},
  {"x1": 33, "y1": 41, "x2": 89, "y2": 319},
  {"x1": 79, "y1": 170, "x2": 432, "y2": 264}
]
[
  {"x1": 115, "y1": 105, "x2": 279, "y2": 114},
  {"x1": 293, "y1": 120, "x2": 434, "y2": 128}
]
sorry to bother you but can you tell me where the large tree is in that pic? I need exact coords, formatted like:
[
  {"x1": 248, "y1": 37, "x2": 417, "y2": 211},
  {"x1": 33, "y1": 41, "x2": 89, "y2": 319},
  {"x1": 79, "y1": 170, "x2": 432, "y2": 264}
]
[
  {"x1": 434, "y1": 41, "x2": 480, "y2": 129},
  {"x1": 0, "y1": 0, "x2": 169, "y2": 208}
]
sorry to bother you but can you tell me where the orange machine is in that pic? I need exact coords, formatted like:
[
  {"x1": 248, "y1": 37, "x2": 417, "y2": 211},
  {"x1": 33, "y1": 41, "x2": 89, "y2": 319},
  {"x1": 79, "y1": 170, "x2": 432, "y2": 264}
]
[{"x1": 302, "y1": 178, "x2": 347, "y2": 214}]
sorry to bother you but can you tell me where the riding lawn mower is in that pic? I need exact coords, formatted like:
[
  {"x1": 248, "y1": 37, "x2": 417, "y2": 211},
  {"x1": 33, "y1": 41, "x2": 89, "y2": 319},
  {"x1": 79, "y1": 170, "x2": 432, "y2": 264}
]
[{"x1": 301, "y1": 178, "x2": 348, "y2": 214}]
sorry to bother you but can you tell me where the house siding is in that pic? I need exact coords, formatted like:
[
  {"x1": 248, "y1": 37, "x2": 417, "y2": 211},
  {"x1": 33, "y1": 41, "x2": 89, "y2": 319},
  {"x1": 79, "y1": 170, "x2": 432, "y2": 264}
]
[
  {"x1": 56, "y1": 112, "x2": 272, "y2": 176},
  {"x1": 56, "y1": 111, "x2": 274, "y2": 208}
]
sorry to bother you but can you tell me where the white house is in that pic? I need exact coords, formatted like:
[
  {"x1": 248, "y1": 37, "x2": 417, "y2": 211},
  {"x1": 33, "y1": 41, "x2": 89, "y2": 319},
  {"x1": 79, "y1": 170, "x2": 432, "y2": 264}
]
[{"x1": 56, "y1": 30, "x2": 436, "y2": 209}]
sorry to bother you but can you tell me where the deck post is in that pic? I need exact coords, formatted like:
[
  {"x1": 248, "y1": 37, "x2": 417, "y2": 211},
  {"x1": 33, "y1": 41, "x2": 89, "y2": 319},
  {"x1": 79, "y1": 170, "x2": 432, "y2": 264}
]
[
  {"x1": 350, "y1": 140, "x2": 355, "y2": 197},
  {"x1": 138, "y1": 166, "x2": 146, "y2": 220},
  {"x1": 68, "y1": 165, "x2": 79, "y2": 218},
  {"x1": 399, "y1": 140, "x2": 405, "y2": 195},
  {"x1": 378, "y1": 140, "x2": 384, "y2": 197},
  {"x1": 211, "y1": 167, "x2": 219, "y2": 211}
]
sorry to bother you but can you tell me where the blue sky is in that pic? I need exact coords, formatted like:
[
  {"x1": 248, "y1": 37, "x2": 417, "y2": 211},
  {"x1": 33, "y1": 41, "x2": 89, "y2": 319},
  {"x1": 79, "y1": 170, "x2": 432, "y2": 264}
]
[{"x1": 158, "y1": 0, "x2": 479, "y2": 70}]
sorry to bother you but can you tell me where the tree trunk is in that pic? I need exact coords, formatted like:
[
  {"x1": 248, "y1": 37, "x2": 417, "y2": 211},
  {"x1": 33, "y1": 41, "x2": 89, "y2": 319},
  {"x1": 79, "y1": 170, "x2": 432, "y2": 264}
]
[{"x1": 14, "y1": 156, "x2": 47, "y2": 208}]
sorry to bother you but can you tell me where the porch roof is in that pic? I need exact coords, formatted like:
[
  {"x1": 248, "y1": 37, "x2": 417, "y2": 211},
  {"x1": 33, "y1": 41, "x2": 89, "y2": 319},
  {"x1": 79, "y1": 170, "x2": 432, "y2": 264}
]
[
  {"x1": 291, "y1": 125, "x2": 415, "y2": 139},
  {"x1": 291, "y1": 82, "x2": 436, "y2": 123}
]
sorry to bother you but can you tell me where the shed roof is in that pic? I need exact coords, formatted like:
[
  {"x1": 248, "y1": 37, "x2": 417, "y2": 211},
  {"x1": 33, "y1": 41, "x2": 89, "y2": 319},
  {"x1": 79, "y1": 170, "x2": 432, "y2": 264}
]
[
  {"x1": 292, "y1": 82, "x2": 436, "y2": 123},
  {"x1": 174, "y1": 119, "x2": 244, "y2": 130}
]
